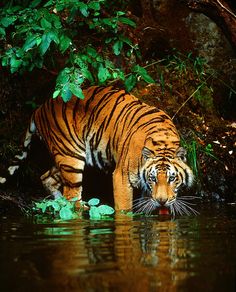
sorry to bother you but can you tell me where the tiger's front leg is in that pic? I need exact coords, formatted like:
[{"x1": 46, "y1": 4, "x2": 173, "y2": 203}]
[
  {"x1": 56, "y1": 156, "x2": 86, "y2": 203},
  {"x1": 113, "y1": 168, "x2": 133, "y2": 211}
]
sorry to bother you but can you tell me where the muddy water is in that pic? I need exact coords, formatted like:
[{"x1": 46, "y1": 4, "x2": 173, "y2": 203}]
[{"x1": 1, "y1": 204, "x2": 236, "y2": 292}]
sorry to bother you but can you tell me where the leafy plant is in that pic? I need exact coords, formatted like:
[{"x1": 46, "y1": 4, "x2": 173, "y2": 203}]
[
  {"x1": 183, "y1": 139, "x2": 199, "y2": 176},
  {"x1": 88, "y1": 198, "x2": 115, "y2": 219},
  {"x1": 0, "y1": 0, "x2": 154, "y2": 101},
  {"x1": 181, "y1": 137, "x2": 219, "y2": 177},
  {"x1": 33, "y1": 196, "x2": 115, "y2": 221},
  {"x1": 34, "y1": 196, "x2": 81, "y2": 220}
]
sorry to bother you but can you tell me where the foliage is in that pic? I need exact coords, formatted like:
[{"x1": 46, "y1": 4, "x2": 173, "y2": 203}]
[
  {"x1": 33, "y1": 196, "x2": 115, "y2": 221},
  {"x1": 181, "y1": 136, "x2": 219, "y2": 177},
  {"x1": 34, "y1": 196, "x2": 80, "y2": 220},
  {"x1": 150, "y1": 50, "x2": 211, "y2": 101},
  {"x1": 0, "y1": 0, "x2": 154, "y2": 101}
]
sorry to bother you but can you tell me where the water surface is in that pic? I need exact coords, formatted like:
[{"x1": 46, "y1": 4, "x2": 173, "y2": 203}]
[{"x1": 1, "y1": 204, "x2": 236, "y2": 291}]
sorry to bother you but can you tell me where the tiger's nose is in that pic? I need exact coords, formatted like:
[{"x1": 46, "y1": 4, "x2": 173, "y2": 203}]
[{"x1": 158, "y1": 198, "x2": 168, "y2": 206}]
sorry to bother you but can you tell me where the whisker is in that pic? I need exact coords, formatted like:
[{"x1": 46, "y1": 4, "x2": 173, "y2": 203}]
[
  {"x1": 133, "y1": 197, "x2": 158, "y2": 215},
  {"x1": 140, "y1": 200, "x2": 154, "y2": 215},
  {"x1": 133, "y1": 198, "x2": 149, "y2": 207},
  {"x1": 133, "y1": 198, "x2": 150, "y2": 212},
  {"x1": 169, "y1": 204, "x2": 176, "y2": 218},
  {"x1": 174, "y1": 198, "x2": 199, "y2": 216},
  {"x1": 177, "y1": 199, "x2": 199, "y2": 214},
  {"x1": 178, "y1": 196, "x2": 201, "y2": 200}
]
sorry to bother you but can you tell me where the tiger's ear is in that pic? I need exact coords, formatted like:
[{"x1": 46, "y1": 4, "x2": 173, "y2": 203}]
[
  {"x1": 142, "y1": 147, "x2": 154, "y2": 161},
  {"x1": 176, "y1": 147, "x2": 187, "y2": 162}
]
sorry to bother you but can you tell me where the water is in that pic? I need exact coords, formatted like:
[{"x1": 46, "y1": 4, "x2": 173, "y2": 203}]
[{"x1": 1, "y1": 204, "x2": 236, "y2": 292}]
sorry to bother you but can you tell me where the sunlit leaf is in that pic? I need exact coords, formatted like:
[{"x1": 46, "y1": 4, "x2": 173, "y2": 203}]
[
  {"x1": 98, "y1": 205, "x2": 115, "y2": 215},
  {"x1": 61, "y1": 84, "x2": 72, "y2": 102},
  {"x1": 59, "y1": 206, "x2": 74, "y2": 220},
  {"x1": 53, "y1": 89, "x2": 60, "y2": 98},
  {"x1": 98, "y1": 65, "x2": 110, "y2": 83},
  {"x1": 88, "y1": 198, "x2": 100, "y2": 206},
  {"x1": 89, "y1": 206, "x2": 102, "y2": 219},
  {"x1": 69, "y1": 83, "x2": 84, "y2": 99}
]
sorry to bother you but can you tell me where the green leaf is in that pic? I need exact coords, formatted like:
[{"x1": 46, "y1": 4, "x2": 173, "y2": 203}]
[
  {"x1": 51, "y1": 201, "x2": 60, "y2": 211},
  {"x1": 1, "y1": 16, "x2": 16, "y2": 28},
  {"x1": 57, "y1": 68, "x2": 71, "y2": 84},
  {"x1": 35, "y1": 202, "x2": 47, "y2": 213},
  {"x1": 113, "y1": 40, "x2": 123, "y2": 56},
  {"x1": 61, "y1": 85, "x2": 72, "y2": 102},
  {"x1": 125, "y1": 74, "x2": 137, "y2": 91},
  {"x1": 59, "y1": 206, "x2": 74, "y2": 220},
  {"x1": 118, "y1": 17, "x2": 136, "y2": 28},
  {"x1": 117, "y1": 11, "x2": 126, "y2": 16},
  {"x1": 88, "y1": 198, "x2": 100, "y2": 206},
  {"x1": 89, "y1": 206, "x2": 102, "y2": 219},
  {"x1": 81, "y1": 67, "x2": 94, "y2": 82},
  {"x1": 98, "y1": 65, "x2": 110, "y2": 83},
  {"x1": 30, "y1": 0, "x2": 42, "y2": 8},
  {"x1": 132, "y1": 65, "x2": 155, "y2": 83},
  {"x1": 86, "y1": 46, "x2": 97, "y2": 58},
  {"x1": 78, "y1": 2, "x2": 89, "y2": 17},
  {"x1": 39, "y1": 32, "x2": 52, "y2": 55},
  {"x1": 53, "y1": 89, "x2": 60, "y2": 98},
  {"x1": 0, "y1": 27, "x2": 6, "y2": 38},
  {"x1": 23, "y1": 34, "x2": 39, "y2": 52},
  {"x1": 40, "y1": 18, "x2": 52, "y2": 29},
  {"x1": 69, "y1": 84, "x2": 84, "y2": 99},
  {"x1": 1, "y1": 56, "x2": 8, "y2": 67},
  {"x1": 98, "y1": 205, "x2": 115, "y2": 215},
  {"x1": 10, "y1": 57, "x2": 22, "y2": 73},
  {"x1": 141, "y1": 73, "x2": 155, "y2": 83},
  {"x1": 59, "y1": 34, "x2": 71, "y2": 53},
  {"x1": 88, "y1": 2, "x2": 100, "y2": 10},
  {"x1": 120, "y1": 35, "x2": 132, "y2": 47}
]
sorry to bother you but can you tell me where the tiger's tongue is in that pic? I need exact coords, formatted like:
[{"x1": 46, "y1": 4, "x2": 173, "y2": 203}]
[{"x1": 158, "y1": 208, "x2": 170, "y2": 215}]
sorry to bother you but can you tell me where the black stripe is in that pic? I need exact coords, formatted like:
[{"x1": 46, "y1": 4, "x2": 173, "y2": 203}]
[
  {"x1": 84, "y1": 86, "x2": 105, "y2": 113},
  {"x1": 64, "y1": 181, "x2": 83, "y2": 188},
  {"x1": 94, "y1": 120, "x2": 106, "y2": 148},
  {"x1": 104, "y1": 92, "x2": 126, "y2": 131},
  {"x1": 60, "y1": 164, "x2": 84, "y2": 173}
]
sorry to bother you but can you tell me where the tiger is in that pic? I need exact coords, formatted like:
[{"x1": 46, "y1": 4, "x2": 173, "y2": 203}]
[{"x1": 0, "y1": 86, "x2": 195, "y2": 215}]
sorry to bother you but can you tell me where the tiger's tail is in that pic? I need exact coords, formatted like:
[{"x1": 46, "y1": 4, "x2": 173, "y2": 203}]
[{"x1": 0, "y1": 116, "x2": 36, "y2": 184}]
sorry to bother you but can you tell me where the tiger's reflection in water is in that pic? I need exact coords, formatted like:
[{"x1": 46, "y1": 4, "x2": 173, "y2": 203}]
[{"x1": 16, "y1": 217, "x2": 194, "y2": 291}]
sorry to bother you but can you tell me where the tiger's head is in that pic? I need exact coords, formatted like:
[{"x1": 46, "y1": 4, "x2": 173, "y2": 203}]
[{"x1": 135, "y1": 146, "x2": 195, "y2": 216}]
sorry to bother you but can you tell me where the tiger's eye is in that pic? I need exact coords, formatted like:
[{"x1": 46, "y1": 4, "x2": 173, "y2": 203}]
[
  {"x1": 169, "y1": 176, "x2": 175, "y2": 182},
  {"x1": 149, "y1": 175, "x2": 157, "y2": 182}
]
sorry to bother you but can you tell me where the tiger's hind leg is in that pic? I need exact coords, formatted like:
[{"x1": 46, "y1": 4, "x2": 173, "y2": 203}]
[{"x1": 40, "y1": 166, "x2": 62, "y2": 199}]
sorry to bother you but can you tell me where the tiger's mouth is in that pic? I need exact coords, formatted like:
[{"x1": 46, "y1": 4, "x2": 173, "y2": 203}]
[{"x1": 133, "y1": 196, "x2": 199, "y2": 217}]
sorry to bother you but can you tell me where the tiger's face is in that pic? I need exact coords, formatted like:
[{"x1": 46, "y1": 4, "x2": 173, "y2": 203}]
[{"x1": 135, "y1": 147, "x2": 195, "y2": 216}]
